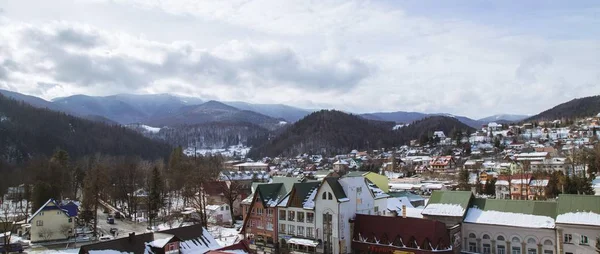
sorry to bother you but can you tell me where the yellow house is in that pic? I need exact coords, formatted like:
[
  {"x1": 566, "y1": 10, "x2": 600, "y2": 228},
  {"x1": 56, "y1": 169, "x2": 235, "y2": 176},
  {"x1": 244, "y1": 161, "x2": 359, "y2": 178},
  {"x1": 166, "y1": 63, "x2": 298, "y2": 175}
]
[{"x1": 28, "y1": 199, "x2": 76, "y2": 243}]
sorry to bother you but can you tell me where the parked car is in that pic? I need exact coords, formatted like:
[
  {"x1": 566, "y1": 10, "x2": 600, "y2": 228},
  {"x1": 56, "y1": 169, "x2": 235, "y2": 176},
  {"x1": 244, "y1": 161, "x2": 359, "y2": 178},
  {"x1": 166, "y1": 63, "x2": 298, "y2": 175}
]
[
  {"x1": 0, "y1": 243, "x2": 24, "y2": 253},
  {"x1": 99, "y1": 235, "x2": 113, "y2": 241},
  {"x1": 107, "y1": 216, "x2": 115, "y2": 224}
]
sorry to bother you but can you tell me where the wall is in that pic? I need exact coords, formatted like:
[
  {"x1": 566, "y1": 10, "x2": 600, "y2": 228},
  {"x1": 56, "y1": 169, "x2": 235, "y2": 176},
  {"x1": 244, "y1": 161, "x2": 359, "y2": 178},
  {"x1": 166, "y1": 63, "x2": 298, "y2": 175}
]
[
  {"x1": 338, "y1": 177, "x2": 378, "y2": 254},
  {"x1": 462, "y1": 222, "x2": 556, "y2": 254},
  {"x1": 557, "y1": 223, "x2": 599, "y2": 254},
  {"x1": 30, "y1": 204, "x2": 74, "y2": 242},
  {"x1": 277, "y1": 207, "x2": 317, "y2": 244},
  {"x1": 315, "y1": 181, "x2": 340, "y2": 254}
]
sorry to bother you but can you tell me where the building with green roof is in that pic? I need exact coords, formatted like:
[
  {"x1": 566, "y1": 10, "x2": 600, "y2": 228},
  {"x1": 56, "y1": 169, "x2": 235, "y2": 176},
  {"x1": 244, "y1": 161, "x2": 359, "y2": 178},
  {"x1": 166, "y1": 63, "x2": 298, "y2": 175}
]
[{"x1": 555, "y1": 194, "x2": 600, "y2": 254}]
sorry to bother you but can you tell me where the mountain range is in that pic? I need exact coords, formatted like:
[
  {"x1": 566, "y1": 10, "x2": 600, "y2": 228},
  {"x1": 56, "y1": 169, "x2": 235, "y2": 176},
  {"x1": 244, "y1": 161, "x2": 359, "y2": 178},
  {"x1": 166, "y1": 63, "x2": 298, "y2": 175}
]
[
  {"x1": 524, "y1": 95, "x2": 600, "y2": 122},
  {"x1": 359, "y1": 112, "x2": 528, "y2": 129}
]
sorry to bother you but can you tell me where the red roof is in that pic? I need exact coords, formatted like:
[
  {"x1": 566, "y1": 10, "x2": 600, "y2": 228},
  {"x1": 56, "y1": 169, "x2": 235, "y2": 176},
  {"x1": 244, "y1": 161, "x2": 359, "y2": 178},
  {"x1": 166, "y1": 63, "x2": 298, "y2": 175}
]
[
  {"x1": 352, "y1": 214, "x2": 452, "y2": 252},
  {"x1": 211, "y1": 240, "x2": 251, "y2": 253}
]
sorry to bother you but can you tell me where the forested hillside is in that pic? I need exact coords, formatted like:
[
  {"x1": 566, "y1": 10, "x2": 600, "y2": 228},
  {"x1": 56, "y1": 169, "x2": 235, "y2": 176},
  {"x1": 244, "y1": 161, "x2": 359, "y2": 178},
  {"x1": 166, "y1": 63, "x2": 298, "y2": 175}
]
[
  {"x1": 525, "y1": 95, "x2": 600, "y2": 122},
  {"x1": 247, "y1": 111, "x2": 475, "y2": 158},
  {"x1": 137, "y1": 122, "x2": 270, "y2": 149},
  {"x1": 0, "y1": 94, "x2": 171, "y2": 163}
]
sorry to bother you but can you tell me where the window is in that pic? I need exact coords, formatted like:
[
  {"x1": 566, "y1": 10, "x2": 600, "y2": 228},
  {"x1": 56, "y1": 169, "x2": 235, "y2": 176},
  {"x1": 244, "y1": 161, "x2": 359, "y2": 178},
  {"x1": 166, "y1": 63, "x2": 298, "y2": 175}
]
[
  {"x1": 497, "y1": 236, "x2": 505, "y2": 241},
  {"x1": 266, "y1": 222, "x2": 274, "y2": 231},
  {"x1": 469, "y1": 233, "x2": 476, "y2": 238},
  {"x1": 68, "y1": 218, "x2": 72, "y2": 223},
  {"x1": 543, "y1": 251, "x2": 553, "y2": 254},
  {"x1": 497, "y1": 245, "x2": 506, "y2": 254},
  {"x1": 527, "y1": 238, "x2": 536, "y2": 245},
  {"x1": 279, "y1": 210, "x2": 286, "y2": 220},
  {"x1": 580, "y1": 235, "x2": 589, "y2": 245},
  {"x1": 267, "y1": 209, "x2": 273, "y2": 216},
  {"x1": 297, "y1": 226, "x2": 305, "y2": 236},
  {"x1": 221, "y1": 206, "x2": 224, "y2": 211},
  {"x1": 36, "y1": 220, "x2": 43, "y2": 226},
  {"x1": 251, "y1": 208, "x2": 255, "y2": 214},
  {"x1": 327, "y1": 192, "x2": 333, "y2": 200},
  {"x1": 288, "y1": 211, "x2": 295, "y2": 221},
  {"x1": 512, "y1": 247, "x2": 521, "y2": 254},
  {"x1": 297, "y1": 212, "x2": 305, "y2": 222},
  {"x1": 527, "y1": 248, "x2": 537, "y2": 254},
  {"x1": 374, "y1": 206, "x2": 379, "y2": 214},
  {"x1": 279, "y1": 223, "x2": 286, "y2": 233},
  {"x1": 512, "y1": 237, "x2": 520, "y2": 243},
  {"x1": 306, "y1": 227, "x2": 314, "y2": 238},
  {"x1": 543, "y1": 240, "x2": 552, "y2": 246},
  {"x1": 357, "y1": 187, "x2": 362, "y2": 193},
  {"x1": 322, "y1": 192, "x2": 327, "y2": 199},
  {"x1": 40, "y1": 212, "x2": 44, "y2": 216},
  {"x1": 563, "y1": 234, "x2": 572, "y2": 243},
  {"x1": 307, "y1": 212, "x2": 314, "y2": 223},
  {"x1": 288, "y1": 225, "x2": 295, "y2": 235},
  {"x1": 483, "y1": 244, "x2": 491, "y2": 254},
  {"x1": 257, "y1": 208, "x2": 263, "y2": 215},
  {"x1": 468, "y1": 242, "x2": 477, "y2": 252}
]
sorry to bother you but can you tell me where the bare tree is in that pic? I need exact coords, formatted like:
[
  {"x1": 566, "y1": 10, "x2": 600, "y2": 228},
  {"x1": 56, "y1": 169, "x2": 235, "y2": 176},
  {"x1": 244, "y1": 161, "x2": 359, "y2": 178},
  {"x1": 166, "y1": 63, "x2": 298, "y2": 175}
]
[
  {"x1": 220, "y1": 175, "x2": 244, "y2": 226},
  {"x1": 0, "y1": 203, "x2": 18, "y2": 247},
  {"x1": 59, "y1": 224, "x2": 72, "y2": 239},
  {"x1": 82, "y1": 155, "x2": 109, "y2": 237},
  {"x1": 38, "y1": 228, "x2": 54, "y2": 241}
]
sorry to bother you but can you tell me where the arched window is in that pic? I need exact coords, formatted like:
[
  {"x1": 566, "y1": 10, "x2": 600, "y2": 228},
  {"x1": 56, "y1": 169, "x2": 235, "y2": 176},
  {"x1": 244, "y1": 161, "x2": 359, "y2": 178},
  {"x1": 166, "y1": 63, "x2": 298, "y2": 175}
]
[
  {"x1": 483, "y1": 234, "x2": 490, "y2": 240},
  {"x1": 322, "y1": 192, "x2": 327, "y2": 199},
  {"x1": 380, "y1": 233, "x2": 390, "y2": 245},
  {"x1": 543, "y1": 240, "x2": 552, "y2": 246},
  {"x1": 497, "y1": 235, "x2": 505, "y2": 241},
  {"x1": 512, "y1": 237, "x2": 521, "y2": 243},
  {"x1": 527, "y1": 238, "x2": 536, "y2": 245},
  {"x1": 328, "y1": 192, "x2": 333, "y2": 200},
  {"x1": 469, "y1": 233, "x2": 476, "y2": 238},
  {"x1": 393, "y1": 235, "x2": 404, "y2": 247}
]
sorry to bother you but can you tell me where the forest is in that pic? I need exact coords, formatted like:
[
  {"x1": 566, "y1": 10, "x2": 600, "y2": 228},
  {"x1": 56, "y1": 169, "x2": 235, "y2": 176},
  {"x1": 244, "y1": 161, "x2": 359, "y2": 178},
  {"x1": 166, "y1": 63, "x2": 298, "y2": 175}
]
[{"x1": 525, "y1": 95, "x2": 600, "y2": 122}]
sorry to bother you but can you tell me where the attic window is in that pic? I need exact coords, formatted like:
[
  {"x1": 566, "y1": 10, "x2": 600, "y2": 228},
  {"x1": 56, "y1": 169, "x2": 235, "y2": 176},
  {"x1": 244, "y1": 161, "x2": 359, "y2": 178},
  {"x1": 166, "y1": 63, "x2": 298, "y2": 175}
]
[
  {"x1": 322, "y1": 192, "x2": 327, "y2": 199},
  {"x1": 327, "y1": 193, "x2": 333, "y2": 200}
]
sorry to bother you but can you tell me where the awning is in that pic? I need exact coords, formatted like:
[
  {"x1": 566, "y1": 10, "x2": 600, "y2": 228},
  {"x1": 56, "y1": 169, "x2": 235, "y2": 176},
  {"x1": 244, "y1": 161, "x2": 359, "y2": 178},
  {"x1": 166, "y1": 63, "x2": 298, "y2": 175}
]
[{"x1": 288, "y1": 238, "x2": 319, "y2": 247}]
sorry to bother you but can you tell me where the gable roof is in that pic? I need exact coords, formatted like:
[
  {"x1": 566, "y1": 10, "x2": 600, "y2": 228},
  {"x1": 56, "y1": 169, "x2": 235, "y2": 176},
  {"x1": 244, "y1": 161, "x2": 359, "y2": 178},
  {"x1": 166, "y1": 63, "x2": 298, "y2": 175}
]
[
  {"x1": 323, "y1": 177, "x2": 347, "y2": 201},
  {"x1": 421, "y1": 191, "x2": 473, "y2": 217},
  {"x1": 256, "y1": 183, "x2": 285, "y2": 207},
  {"x1": 464, "y1": 198, "x2": 556, "y2": 229},
  {"x1": 281, "y1": 182, "x2": 321, "y2": 208},
  {"x1": 28, "y1": 199, "x2": 72, "y2": 223},
  {"x1": 555, "y1": 194, "x2": 600, "y2": 226},
  {"x1": 79, "y1": 224, "x2": 220, "y2": 254}
]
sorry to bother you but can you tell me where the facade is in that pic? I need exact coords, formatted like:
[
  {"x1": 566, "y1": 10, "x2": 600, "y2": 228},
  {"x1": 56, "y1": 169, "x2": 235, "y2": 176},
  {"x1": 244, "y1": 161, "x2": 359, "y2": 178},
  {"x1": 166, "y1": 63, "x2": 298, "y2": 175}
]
[
  {"x1": 555, "y1": 195, "x2": 600, "y2": 254},
  {"x1": 462, "y1": 198, "x2": 557, "y2": 254},
  {"x1": 429, "y1": 156, "x2": 457, "y2": 172},
  {"x1": 241, "y1": 184, "x2": 284, "y2": 253},
  {"x1": 277, "y1": 182, "x2": 320, "y2": 253},
  {"x1": 28, "y1": 199, "x2": 76, "y2": 243},
  {"x1": 422, "y1": 191, "x2": 474, "y2": 253}
]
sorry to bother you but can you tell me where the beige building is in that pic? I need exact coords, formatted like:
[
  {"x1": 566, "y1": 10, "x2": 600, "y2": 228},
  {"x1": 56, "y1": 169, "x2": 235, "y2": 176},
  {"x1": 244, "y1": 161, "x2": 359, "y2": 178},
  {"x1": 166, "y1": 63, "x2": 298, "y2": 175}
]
[
  {"x1": 462, "y1": 198, "x2": 557, "y2": 254},
  {"x1": 28, "y1": 199, "x2": 76, "y2": 243},
  {"x1": 555, "y1": 195, "x2": 600, "y2": 254}
]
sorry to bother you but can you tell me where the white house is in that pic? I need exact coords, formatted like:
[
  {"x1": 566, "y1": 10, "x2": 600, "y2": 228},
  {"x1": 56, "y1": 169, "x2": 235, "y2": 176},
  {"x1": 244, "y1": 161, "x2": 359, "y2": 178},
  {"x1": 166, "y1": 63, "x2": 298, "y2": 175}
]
[
  {"x1": 205, "y1": 204, "x2": 232, "y2": 225},
  {"x1": 27, "y1": 199, "x2": 76, "y2": 243},
  {"x1": 314, "y1": 175, "x2": 383, "y2": 254}
]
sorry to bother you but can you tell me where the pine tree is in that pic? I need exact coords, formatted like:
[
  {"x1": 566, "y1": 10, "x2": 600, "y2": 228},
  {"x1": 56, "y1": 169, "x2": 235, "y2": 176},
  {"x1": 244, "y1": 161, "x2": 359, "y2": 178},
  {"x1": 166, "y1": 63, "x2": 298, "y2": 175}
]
[
  {"x1": 457, "y1": 169, "x2": 470, "y2": 191},
  {"x1": 546, "y1": 172, "x2": 561, "y2": 198},
  {"x1": 148, "y1": 166, "x2": 164, "y2": 228}
]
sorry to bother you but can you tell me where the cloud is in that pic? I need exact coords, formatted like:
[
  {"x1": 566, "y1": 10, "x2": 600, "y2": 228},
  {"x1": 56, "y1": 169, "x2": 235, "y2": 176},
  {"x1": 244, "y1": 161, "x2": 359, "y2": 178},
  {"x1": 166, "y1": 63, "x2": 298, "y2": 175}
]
[{"x1": 0, "y1": 0, "x2": 599, "y2": 118}]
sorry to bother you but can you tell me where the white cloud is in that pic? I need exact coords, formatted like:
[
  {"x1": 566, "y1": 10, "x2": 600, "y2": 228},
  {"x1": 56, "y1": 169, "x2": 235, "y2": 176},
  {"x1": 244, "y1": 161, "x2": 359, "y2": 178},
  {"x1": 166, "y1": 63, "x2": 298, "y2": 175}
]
[{"x1": 0, "y1": 0, "x2": 599, "y2": 118}]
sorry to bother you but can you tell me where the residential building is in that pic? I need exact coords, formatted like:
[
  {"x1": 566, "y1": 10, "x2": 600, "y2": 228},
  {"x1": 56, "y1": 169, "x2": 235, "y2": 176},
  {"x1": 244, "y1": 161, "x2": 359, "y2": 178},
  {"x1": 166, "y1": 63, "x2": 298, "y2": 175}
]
[
  {"x1": 462, "y1": 198, "x2": 557, "y2": 254},
  {"x1": 205, "y1": 204, "x2": 232, "y2": 225},
  {"x1": 277, "y1": 182, "x2": 320, "y2": 253},
  {"x1": 422, "y1": 191, "x2": 474, "y2": 253},
  {"x1": 79, "y1": 224, "x2": 222, "y2": 254},
  {"x1": 234, "y1": 162, "x2": 269, "y2": 171},
  {"x1": 28, "y1": 199, "x2": 76, "y2": 243},
  {"x1": 555, "y1": 195, "x2": 600, "y2": 254},
  {"x1": 332, "y1": 160, "x2": 349, "y2": 172},
  {"x1": 429, "y1": 156, "x2": 457, "y2": 172}
]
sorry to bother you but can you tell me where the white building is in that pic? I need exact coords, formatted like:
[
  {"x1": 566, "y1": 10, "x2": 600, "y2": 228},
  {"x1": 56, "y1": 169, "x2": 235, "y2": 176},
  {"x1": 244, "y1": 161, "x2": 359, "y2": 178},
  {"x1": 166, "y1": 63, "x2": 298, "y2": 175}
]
[{"x1": 555, "y1": 195, "x2": 600, "y2": 254}]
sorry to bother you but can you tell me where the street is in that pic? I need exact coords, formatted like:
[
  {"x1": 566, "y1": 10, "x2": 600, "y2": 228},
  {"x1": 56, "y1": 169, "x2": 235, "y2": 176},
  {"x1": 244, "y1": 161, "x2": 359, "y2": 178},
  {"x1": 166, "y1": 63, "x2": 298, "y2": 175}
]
[{"x1": 95, "y1": 208, "x2": 147, "y2": 239}]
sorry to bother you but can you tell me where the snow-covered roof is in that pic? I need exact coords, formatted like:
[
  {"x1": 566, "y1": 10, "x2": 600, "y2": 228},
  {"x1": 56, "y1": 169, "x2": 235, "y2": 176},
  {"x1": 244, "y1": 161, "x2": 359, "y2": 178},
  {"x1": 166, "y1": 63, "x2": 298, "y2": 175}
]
[
  {"x1": 287, "y1": 238, "x2": 319, "y2": 247},
  {"x1": 302, "y1": 187, "x2": 318, "y2": 210},
  {"x1": 148, "y1": 233, "x2": 173, "y2": 248},
  {"x1": 421, "y1": 203, "x2": 465, "y2": 217},
  {"x1": 367, "y1": 180, "x2": 389, "y2": 199},
  {"x1": 556, "y1": 212, "x2": 600, "y2": 226},
  {"x1": 464, "y1": 208, "x2": 555, "y2": 229},
  {"x1": 178, "y1": 230, "x2": 222, "y2": 254},
  {"x1": 235, "y1": 162, "x2": 268, "y2": 167}
]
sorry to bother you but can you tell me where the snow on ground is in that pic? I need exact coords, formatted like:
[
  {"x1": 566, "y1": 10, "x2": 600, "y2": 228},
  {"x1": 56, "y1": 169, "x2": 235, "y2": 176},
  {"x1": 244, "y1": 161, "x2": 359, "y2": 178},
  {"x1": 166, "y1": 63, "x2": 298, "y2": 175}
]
[
  {"x1": 556, "y1": 212, "x2": 600, "y2": 226},
  {"x1": 465, "y1": 208, "x2": 555, "y2": 229},
  {"x1": 28, "y1": 249, "x2": 79, "y2": 254},
  {"x1": 140, "y1": 125, "x2": 161, "y2": 133},
  {"x1": 422, "y1": 203, "x2": 465, "y2": 217},
  {"x1": 208, "y1": 224, "x2": 242, "y2": 247},
  {"x1": 184, "y1": 145, "x2": 251, "y2": 158}
]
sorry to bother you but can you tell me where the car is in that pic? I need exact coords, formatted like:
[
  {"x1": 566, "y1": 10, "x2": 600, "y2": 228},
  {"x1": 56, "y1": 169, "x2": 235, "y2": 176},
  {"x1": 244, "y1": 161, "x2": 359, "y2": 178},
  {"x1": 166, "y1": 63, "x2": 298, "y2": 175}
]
[
  {"x1": 99, "y1": 235, "x2": 113, "y2": 241},
  {"x1": 0, "y1": 243, "x2": 23, "y2": 253},
  {"x1": 107, "y1": 216, "x2": 115, "y2": 224}
]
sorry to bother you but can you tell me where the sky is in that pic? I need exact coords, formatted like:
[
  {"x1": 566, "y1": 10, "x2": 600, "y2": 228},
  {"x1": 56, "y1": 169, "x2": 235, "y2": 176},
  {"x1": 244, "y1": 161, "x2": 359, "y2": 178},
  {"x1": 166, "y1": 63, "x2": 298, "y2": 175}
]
[{"x1": 0, "y1": 0, "x2": 599, "y2": 119}]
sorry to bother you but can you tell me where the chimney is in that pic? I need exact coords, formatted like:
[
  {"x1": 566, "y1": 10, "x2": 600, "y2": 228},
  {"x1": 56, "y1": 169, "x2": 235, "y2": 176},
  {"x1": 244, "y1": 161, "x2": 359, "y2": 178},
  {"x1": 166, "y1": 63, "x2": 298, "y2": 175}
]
[
  {"x1": 128, "y1": 232, "x2": 135, "y2": 242},
  {"x1": 402, "y1": 205, "x2": 406, "y2": 218}
]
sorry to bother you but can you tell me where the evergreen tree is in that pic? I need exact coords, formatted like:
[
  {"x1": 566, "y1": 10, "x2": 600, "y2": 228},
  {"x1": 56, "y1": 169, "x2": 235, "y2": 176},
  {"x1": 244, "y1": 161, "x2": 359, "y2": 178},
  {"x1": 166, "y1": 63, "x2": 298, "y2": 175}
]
[
  {"x1": 457, "y1": 169, "x2": 470, "y2": 191},
  {"x1": 484, "y1": 178, "x2": 497, "y2": 196},
  {"x1": 546, "y1": 172, "x2": 562, "y2": 198},
  {"x1": 148, "y1": 166, "x2": 164, "y2": 227}
]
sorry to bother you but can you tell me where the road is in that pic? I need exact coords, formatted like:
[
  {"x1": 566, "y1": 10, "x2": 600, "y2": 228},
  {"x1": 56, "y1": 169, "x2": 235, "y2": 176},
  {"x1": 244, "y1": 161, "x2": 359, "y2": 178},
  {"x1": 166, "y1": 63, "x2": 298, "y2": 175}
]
[{"x1": 95, "y1": 208, "x2": 147, "y2": 239}]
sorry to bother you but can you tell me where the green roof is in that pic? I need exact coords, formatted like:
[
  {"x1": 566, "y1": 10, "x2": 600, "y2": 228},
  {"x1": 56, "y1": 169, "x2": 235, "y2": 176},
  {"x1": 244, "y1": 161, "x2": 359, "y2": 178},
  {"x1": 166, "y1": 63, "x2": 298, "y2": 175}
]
[
  {"x1": 557, "y1": 194, "x2": 600, "y2": 215},
  {"x1": 389, "y1": 191, "x2": 425, "y2": 201},
  {"x1": 256, "y1": 183, "x2": 284, "y2": 207},
  {"x1": 428, "y1": 191, "x2": 473, "y2": 211},
  {"x1": 324, "y1": 177, "x2": 347, "y2": 200},
  {"x1": 470, "y1": 198, "x2": 557, "y2": 218}
]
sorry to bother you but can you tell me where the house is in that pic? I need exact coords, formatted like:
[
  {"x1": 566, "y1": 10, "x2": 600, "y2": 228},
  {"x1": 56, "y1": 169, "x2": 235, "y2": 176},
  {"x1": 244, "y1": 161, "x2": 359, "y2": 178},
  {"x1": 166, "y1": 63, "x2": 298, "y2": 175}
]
[
  {"x1": 276, "y1": 181, "x2": 320, "y2": 253},
  {"x1": 206, "y1": 204, "x2": 232, "y2": 225},
  {"x1": 28, "y1": 199, "x2": 76, "y2": 243},
  {"x1": 555, "y1": 194, "x2": 600, "y2": 254},
  {"x1": 351, "y1": 214, "x2": 453, "y2": 254},
  {"x1": 241, "y1": 177, "x2": 298, "y2": 253},
  {"x1": 79, "y1": 224, "x2": 221, "y2": 254},
  {"x1": 429, "y1": 156, "x2": 457, "y2": 172},
  {"x1": 344, "y1": 171, "x2": 390, "y2": 193},
  {"x1": 388, "y1": 191, "x2": 426, "y2": 207},
  {"x1": 332, "y1": 160, "x2": 349, "y2": 172},
  {"x1": 203, "y1": 180, "x2": 251, "y2": 217},
  {"x1": 234, "y1": 162, "x2": 269, "y2": 171},
  {"x1": 434, "y1": 131, "x2": 446, "y2": 139},
  {"x1": 421, "y1": 191, "x2": 473, "y2": 253}
]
